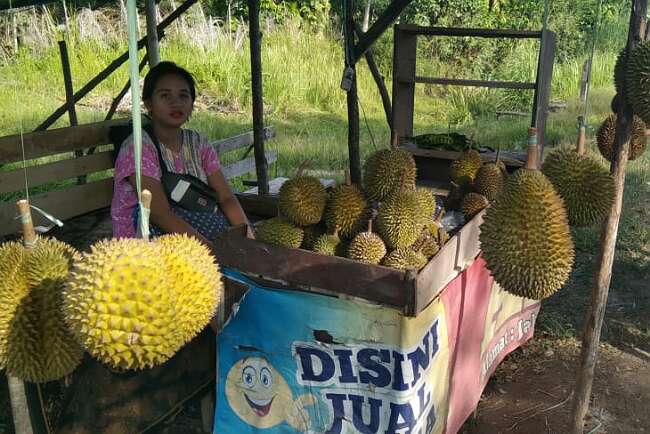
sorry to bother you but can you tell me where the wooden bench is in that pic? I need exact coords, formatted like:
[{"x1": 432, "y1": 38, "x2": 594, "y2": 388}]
[{"x1": 0, "y1": 119, "x2": 278, "y2": 238}]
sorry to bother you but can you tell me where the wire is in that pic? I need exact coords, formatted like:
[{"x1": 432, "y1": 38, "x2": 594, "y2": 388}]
[{"x1": 358, "y1": 95, "x2": 377, "y2": 151}]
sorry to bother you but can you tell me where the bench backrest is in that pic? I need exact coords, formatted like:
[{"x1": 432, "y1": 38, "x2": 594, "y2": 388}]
[{"x1": 0, "y1": 120, "x2": 276, "y2": 237}]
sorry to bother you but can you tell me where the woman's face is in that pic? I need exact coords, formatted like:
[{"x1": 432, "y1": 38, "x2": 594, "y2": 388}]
[{"x1": 145, "y1": 73, "x2": 194, "y2": 129}]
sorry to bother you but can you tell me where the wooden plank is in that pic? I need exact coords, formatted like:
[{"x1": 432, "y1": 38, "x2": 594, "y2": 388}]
[
  {"x1": 235, "y1": 193, "x2": 279, "y2": 218},
  {"x1": 532, "y1": 29, "x2": 556, "y2": 156},
  {"x1": 414, "y1": 76, "x2": 536, "y2": 90},
  {"x1": 221, "y1": 150, "x2": 277, "y2": 180},
  {"x1": 392, "y1": 26, "x2": 417, "y2": 139},
  {"x1": 0, "y1": 151, "x2": 114, "y2": 194},
  {"x1": 0, "y1": 119, "x2": 127, "y2": 164},
  {"x1": 212, "y1": 225, "x2": 411, "y2": 310},
  {"x1": 403, "y1": 144, "x2": 526, "y2": 167},
  {"x1": 0, "y1": 178, "x2": 113, "y2": 236},
  {"x1": 397, "y1": 24, "x2": 542, "y2": 39},
  {"x1": 210, "y1": 126, "x2": 276, "y2": 154}
]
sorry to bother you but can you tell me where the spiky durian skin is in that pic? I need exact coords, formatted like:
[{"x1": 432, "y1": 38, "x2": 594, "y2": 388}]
[
  {"x1": 0, "y1": 242, "x2": 29, "y2": 371},
  {"x1": 325, "y1": 184, "x2": 367, "y2": 239},
  {"x1": 64, "y1": 239, "x2": 182, "y2": 371},
  {"x1": 412, "y1": 228, "x2": 440, "y2": 259},
  {"x1": 0, "y1": 239, "x2": 83, "y2": 383},
  {"x1": 256, "y1": 217, "x2": 304, "y2": 248},
  {"x1": 450, "y1": 149, "x2": 482, "y2": 186},
  {"x1": 154, "y1": 234, "x2": 221, "y2": 343},
  {"x1": 347, "y1": 232, "x2": 386, "y2": 265},
  {"x1": 461, "y1": 192, "x2": 489, "y2": 221},
  {"x1": 474, "y1": 163, "x2": 505, "y2": 201},
  {"x1": 312, "y1": 234, "x2": 342, "y2": 256},
  {"x1": 479, "y1": 169, "x2": 575, "y2": 300},
  {"x1": 626, "y1": 41, "x2": 650, "y2": 124},
  {"x1": 596, "y1": 114, "x2": 647, "y2": 162},
  {"x1": 278, "y1": 176, "x2": 327, "y2": 226},
  {"x1": 376, "y1": 191, "x2": 423, "y2": 249},
  {"x1": 415, "y1": 187, "x2": 437, "y2": 223},
  {"x1": 382, "y1": 248, "x2": 428, "y2": 271},
  {"x1": 363, "y1": 148, "x2": 417, "y2": 202},
  {"x1": 542, "y1": 147, "x2": 615, "y2": 227},
  {"x1": 301, "y1": 225, "x2": 325, "y2": 250}
]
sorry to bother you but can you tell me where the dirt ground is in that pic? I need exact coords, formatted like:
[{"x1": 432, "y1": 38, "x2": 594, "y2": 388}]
[{"x1": 460, "y1": 336, "x2": 649, "y2": 434}]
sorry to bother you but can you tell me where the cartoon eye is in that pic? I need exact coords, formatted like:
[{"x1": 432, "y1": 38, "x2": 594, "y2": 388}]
[
  {"x1": 242, "y1": 366, "x2": 257, "y2": 388},
  {"x1": 260, "y1": 367, "x2": 273, "y2": 389}
]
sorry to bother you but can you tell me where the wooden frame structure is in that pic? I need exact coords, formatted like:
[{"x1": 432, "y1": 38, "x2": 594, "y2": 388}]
[{"x1": 391, "y1": 24, "x2": 556, "y2": 156}]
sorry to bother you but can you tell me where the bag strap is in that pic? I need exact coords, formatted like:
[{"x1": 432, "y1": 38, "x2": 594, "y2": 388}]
[{"x1": 142, "y1": 124, "x2": 170, "y2": 176}]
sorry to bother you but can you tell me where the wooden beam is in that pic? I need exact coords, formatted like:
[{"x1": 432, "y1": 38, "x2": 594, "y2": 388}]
[
  {"x1": 221, "y1": 150, "x2": 277, "y2": 180},
  {"x1": 145, "y1": 0, "x2": 161, "y2": 67},
  {"x1": 397, "y1": 24, "x2": 542, "y2": 39},
  {"x1": 210, "y1": 126, "x2": 275, "y2": 154},
  {"x1": 34, "y1": 0, "x2": 197, "y2": 132},
  {"x1": 391, "y1": 25, "x2": 417, "y2": 140},
  {"x1": 248, "y1": 0, "x2": 269, "y2": 195},
  {"x1": 414, "y1": 76, "x2": 536, "y2": 90},
  {"x1": 345, "y1": 0, "x2": 361, "y2": 184},
  {"x1": 570, "y1": 1, "x2": 647, "y2": 432},
  {"x1": 352, "y1": 0, "x2": 414, "y2": 64},
  {"x1": 531, "y1": 29, "x2": 556, "y2": 157},
  {"x1": 104, "y1": 56, "x2": 148, "y2": 122}
]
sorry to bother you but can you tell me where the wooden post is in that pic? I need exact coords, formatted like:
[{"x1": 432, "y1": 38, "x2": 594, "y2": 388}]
[
  {"x1": 570, "y1": 1, "x2": 647, "y2": 432},
  {"x1": 345, "y1": 0, "x2": 362, "y2": 185},
  {"x1": 391, "y1": 25, "x2": 417, "y2": 142},
  {"x1": 355, "y1": 24, "x2": 392, "y2": 129},
  {"x1": 145, "y1": 0, "x2": 161, "y2": 66},
  {"x1": 531, "y1": 29, "x2": 556, "y2": 160},
  {"x1": 579, "y1": 59, "x2": 591, "y2": 104},
  {"x1": 248, "y1": 0, "x2": 269, "y2": 195},
  {"x1": 576, "y1": 116, "x2": 586, "y2": 156}
]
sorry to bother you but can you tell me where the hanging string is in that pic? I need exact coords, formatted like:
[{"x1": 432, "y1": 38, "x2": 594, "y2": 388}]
[{"x1": 125, "y1": 0, "x2": 149, "y2": 240}]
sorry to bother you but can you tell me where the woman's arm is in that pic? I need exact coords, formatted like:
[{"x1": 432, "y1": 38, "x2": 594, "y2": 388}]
[
  {"x1": 128, "y1": 174, "x2": 214, "y2": 247},
  {"x1": 207, "y1": 169, "x2": 250, "y2": 228}
]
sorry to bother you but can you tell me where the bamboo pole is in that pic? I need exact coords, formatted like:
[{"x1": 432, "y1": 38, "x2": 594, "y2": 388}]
[
  {"x1": 145, "y1": 0, "x2": 161, "y2": 66},
  {"x1": 570, "y1": 1, "x2": 647, "y2": 432}
]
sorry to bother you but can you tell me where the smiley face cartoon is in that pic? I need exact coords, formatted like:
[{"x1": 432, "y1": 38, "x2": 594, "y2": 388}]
[{"x1": 225, "y1": 357, "x2": 316, "y2": 431}]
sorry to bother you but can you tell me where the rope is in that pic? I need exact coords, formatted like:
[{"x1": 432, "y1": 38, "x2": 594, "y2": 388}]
[{"x1": 126, "y1": 0, "x2": 150, "y2": 240}]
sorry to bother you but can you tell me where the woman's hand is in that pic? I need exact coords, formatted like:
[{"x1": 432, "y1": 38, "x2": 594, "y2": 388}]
[{"x1": 208, "y1": 169, "x2": 249, "y2": 227}]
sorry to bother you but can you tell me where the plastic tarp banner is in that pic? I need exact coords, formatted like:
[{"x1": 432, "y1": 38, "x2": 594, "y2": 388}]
[{"x1": 214, "y1": 256, "x2": 539, "y2": 434}]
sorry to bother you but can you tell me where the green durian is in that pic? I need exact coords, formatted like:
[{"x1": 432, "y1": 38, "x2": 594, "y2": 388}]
[
  {"x1": 325, "y1": 182, "x2": 367, "y2": 239},
  {"x1": 461, "y1": 192, "x2": 489, "y2": 221},
  {"x1": 376, "y1": 190, "x2": 423, "y2": 249},
  {"x1": 256, "y1": 217, "x2": 304, "y2": 248},
  {"x1": 347, "y1": 221, "x2": 386, "y2": 265},
  {"x1": 542, "y1": 147, "x2": 615, "y2": 227},
  {"x1": 312, "y1": 230, "x2": 343, "y2": 256},
  {"x1": 474, "y1": 162, "x2": 505, "y2": 201},
  {"x1": 415, "y1": 187, "x2": 437, "y2": 223},
  {"x1": 450, "y1": 149, "x2": 482, "y2": 186},
  {"x1": 625, "y1": 41, "x2": 650, "y2": 124},
  {"x1": 382, "y1": 248, "x2": 428, "y2": 271},
  {"x1": 596, "y1": 114, "x2": 647, "y2": 162},
  {"x1": 363, "y1": 148, "x2": 417, "y2": 202},
  {"x1": 479, "y1": 167, "x2": 575, "y2": 300},
  {"x1": 278, "y1": 176, "x2": 327, "y2": 226},
  {"x1": 1, "y1": 238, "x2": 83, "y2": 383}
]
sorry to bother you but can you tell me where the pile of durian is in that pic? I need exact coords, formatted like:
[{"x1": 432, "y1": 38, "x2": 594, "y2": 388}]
[
  {"x1": 445, "y1": 148, "x2": 508, "y2": 221},
  {"x1": 0, "y1": 232, "x2": 222, "y2": 382},
  {"x1": 255, "y1": 149, "x2": 449, "y2": 272}
]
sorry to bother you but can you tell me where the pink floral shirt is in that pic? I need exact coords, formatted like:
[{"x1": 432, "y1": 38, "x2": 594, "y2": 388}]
[{"x1": 110, "y1": 129, "x2": 221, "y2": 238}]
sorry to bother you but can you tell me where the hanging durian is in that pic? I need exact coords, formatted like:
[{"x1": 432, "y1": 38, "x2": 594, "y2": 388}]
[
  {"x1": 64, "y1": 238, "x2": 184, "y2": 370},
  {"x1": 154, "y1": 234, "x2": 221, "y2": 343},
  {"x1": 256, "y1": 216, "x2": 304, "y2": 248},
  {"x1": 0, "y1": 238, "x2": 83, "y2": 383},
  {"x1": 450, "y1": 149, "x2": 482, "y2": 186},
  {"x1": 542, "y1": 143, "x2": 615, "y2": 227},
  {"x1": 347, "y1": 219, "x2": 386, "y2": 265},
  {"x1": 480, "y1": 128, "x2": 575, "y2": 300},
  {"x1": 461, "y1": 192, "x2": 489, "y2": 221},
  {"x1": 325, "y1": 172, "x2": 367, "y2": 239},
  {"x1": 278, "y1": 174, "x2": 327, "y2": 226},
  {"x1": 382, "y1": 248, "x2": 428, "y2": 271},
  {"x1": 363, "y1": 148, "x2": 417, "y2": 202},
  {"x1": 596, "y1": 114, "x2": 647, "y2": 162},
  {"x1": 625, "y1": 41, "x2": 650, "y2": 124}
]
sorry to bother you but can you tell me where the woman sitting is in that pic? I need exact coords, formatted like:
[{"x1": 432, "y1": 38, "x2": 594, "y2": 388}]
[{"x1": 111, "y1": 61, "x2": 249, "y2": 246}]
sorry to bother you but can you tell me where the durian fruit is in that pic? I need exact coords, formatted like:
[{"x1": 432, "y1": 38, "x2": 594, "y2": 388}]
[
  {"x1": 480, "y1": 131, "x2": 575, "y2": 300},
  {"x1": 278, "y1": 176, "x2": 327, "y2": 226},
  {"x1": 474, "y1": 158, "x2": 505, "y2": 202},
  {"x1": 325, "y1": 175, "x2": 367, "y2": 239},
  {"x1": 376, "y1": 190, "x2": 423, "y2": 249},
  {"x1": 256, "y1": 216, "x2": 304, "y2": 248},
  {"x1": 363, "y1": 148, "x2": 417, "y2": 202},
  {"x1": 301, "y1": 225, "x2": 325, "y2": 250},
  {"x1": 64, "y1": 238, "x2": 183, "y2": 370},
  {"x1": 542, "y1": 146, "x2": 614, "y2": 227},
  {"x1": 461, "y1": 192, "x2": 489, "y2": 221},
  {"x1": 450, "y1": 149, "x2": 482, "y2": 186},
  {"x1": 154, "y1": 234, "x2": 221, "y2": 343},
  {"x1": 415, "y1": 187, "x2": 437, "y2": 223},
  {"x1": 0, "y1": 238, "x2": 83, "y2": 383},
  {"x1": 347, "y1": 220, "x2": 386, "y2": 265},
  {"x1": 412, "y1": 227, "x2": 440, "y2": 259},
  {"x1": 625, "y1": 41, "x2": 650, "y2": 124},
  {"x1": 596, "y1": 114, "x2": 647, "y2": 162},
  {"x1": 312, "y1": 229, "x2": 343, "y2": 256},
  {"x1": 445, "y1": 181, "x2": 471, "y2": 211},
  {"x1": 382, "y1": 248, "x2": 428, "y2": 271}
]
